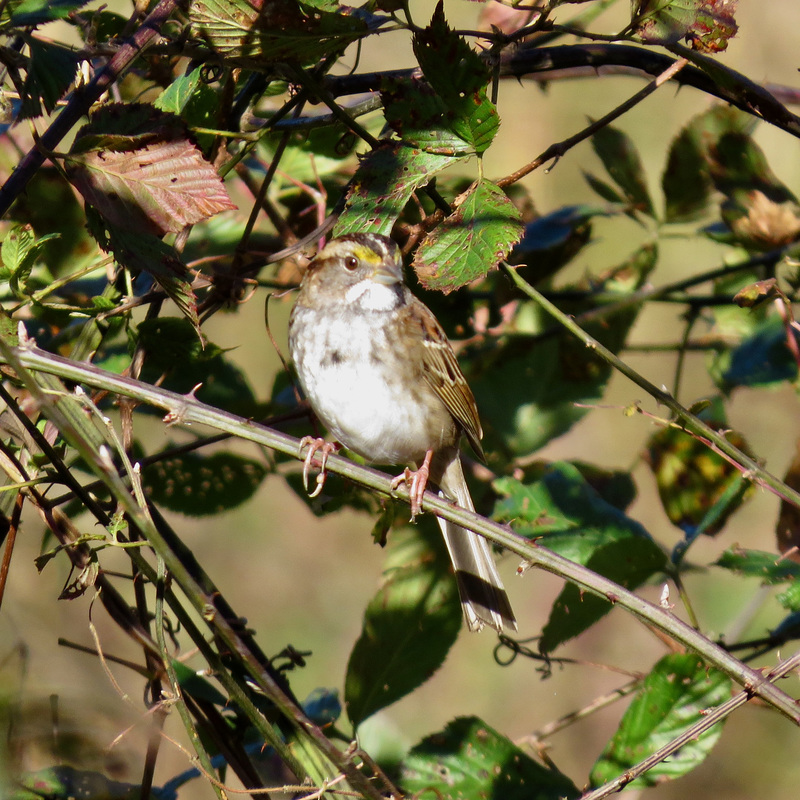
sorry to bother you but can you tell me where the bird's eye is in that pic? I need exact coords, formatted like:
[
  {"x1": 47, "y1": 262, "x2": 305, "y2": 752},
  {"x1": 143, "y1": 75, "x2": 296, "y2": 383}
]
[{"x1": 344, "y1": 256, "x2": 359, "y2": 271}]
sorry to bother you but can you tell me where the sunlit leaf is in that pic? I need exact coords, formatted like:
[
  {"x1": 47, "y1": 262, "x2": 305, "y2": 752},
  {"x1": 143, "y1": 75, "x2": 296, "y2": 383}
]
[
  {"x1": 67, "y1": 104, "x2": 236, "y2": 237},
  {"x1": 411, "y1": 2, "x2": 498, "y2": 153},
  {"x1": 188, "y1": 0, "x2": 367, "y2": 64},
  {"x1": 493, "y1": 464, "x2": 664, "y2": 652},
  {"x1": 413, "y1": 179, "x2": 523, "y2": 293},
  {"x1": 591, "y1": 654, "x2": 731, "y2": 788},
  {"x1": 334, "y1": 143, "x2": 460, "y2": 237},
  {"x1": 632, "y1": 0, "x2": 738, "y2": 53},
  {"x1": 400, "y1": 716, "x2": 580, "y2": 800}
]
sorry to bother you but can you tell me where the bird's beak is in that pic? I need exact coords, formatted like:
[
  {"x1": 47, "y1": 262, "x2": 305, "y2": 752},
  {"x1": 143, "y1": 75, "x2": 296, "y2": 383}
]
[{"x1": 372, "y1": 260, "x2": 402, "y2": 286}]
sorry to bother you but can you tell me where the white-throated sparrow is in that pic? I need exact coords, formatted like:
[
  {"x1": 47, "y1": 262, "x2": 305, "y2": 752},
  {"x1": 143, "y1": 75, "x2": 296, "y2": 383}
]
[{"x1": 288, "y1": 232, "x2": 516, "y2": 632}]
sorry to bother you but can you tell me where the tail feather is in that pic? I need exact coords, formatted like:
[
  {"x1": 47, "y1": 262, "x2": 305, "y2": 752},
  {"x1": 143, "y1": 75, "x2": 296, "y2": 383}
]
[{"x1": 436, "y1": 456, "x2": 517, "y2": 633}]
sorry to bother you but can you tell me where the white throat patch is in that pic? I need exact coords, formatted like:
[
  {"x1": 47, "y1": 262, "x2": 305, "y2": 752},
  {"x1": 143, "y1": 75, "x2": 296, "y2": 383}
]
[{"x1": 345, "y1": 279, "x2": 399, "y2": 311}]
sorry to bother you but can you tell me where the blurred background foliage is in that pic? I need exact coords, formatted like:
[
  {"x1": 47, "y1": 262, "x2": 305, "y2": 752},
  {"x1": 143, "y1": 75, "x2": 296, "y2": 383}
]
[{"x1": 1, "y1": 0, "x2": 800, "y2": 798}]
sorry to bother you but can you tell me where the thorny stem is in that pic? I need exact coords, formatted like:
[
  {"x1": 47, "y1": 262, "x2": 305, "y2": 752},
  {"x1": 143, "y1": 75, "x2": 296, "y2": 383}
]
[
  {"x1": 496, "y1": 56, "x2": 688, "y2": 187},
  {"x1": 3, "y1": 343, "x2": 800, "y2": 725}
]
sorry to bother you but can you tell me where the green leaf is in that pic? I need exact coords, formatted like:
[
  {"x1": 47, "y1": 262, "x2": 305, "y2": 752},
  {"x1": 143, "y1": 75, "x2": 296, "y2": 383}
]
[
  {"x1": 9, "y1": 0, "x2": 90, "y2": 26},
  {"x1": 21, "y1": 39, "x2": 78, "y2": 117},
  {"x1": 345, "y1": 525, "x2": 461, "y2": 727},
  {"x1": 493, "y1": 463, "x2": 665, "y2": 651},
  {"x1": 646, "y1": 397, "x2": 754, "y2": 536},
  {"x1": 143, "y1": 450, "x2": 267, "y2": 517},
  {"x1": 334, "y1": 143, "x2": 460, "y2": 237},
  {"x1": 411, "y1": 2, "x2": 498, "y2": 153},
  {"x1": 1, "y1": 223, "x2": 59, "y2": 298},
  {"x1": 85, "y1": 211, "x2": 201, "y2": 336},
  {"x1": 590, "y1": 654, "x2": 732, "y2": 788},
  {"x1": 717, "y1": 314, "x2": 798, "y2": 389},
  {"x1": 714, "y1": 547, "x2": 800, "y2": 584},
  {"x1": 662, "y1": 105, "x2": 755, "y2": 223},
  {"x1": 155, "y1": 66, "x2": 220, "y2": 152},
  {"x1": 777, "y1": 585, "x2": 800, "y2": 613},
  {"x1": 381, "y1": 75, "x2": 475, "y2": 155},
  {"x1": 400, "y1": 716, "x2": 580, "y2": 800},
  {"x1": 631, "y1": 0, "x2": 738, "y2": 53},
  {"x1": 413, "y1": 180, "x2": 523, "y2": 293},
  {"x1": 471, "y1": 245, "x2": 655, "y2": 458},
  {"x1": 591, "y1": 123, "x2": 654, "y2": 217},
  {"x1": 188, "y1": 0, "x2": 367, "y2": 64},
  {"x1": 137, "y1": 318, "x2": 260, "y2": 416}
]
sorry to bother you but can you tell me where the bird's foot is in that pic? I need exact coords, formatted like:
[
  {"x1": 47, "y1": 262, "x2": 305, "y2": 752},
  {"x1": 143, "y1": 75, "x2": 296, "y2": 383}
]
[
  {"x1": 391, "y1": 449, "x2": 433, "y2": 520},
  {"x1": 299, "y1": 437, "x2": 339, "y2": 498}
]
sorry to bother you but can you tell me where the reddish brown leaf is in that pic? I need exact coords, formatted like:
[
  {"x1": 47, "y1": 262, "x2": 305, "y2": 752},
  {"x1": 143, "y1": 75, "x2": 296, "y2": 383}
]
[{"x1": 66, "y1": 104, "x2": 236, "y2": 236}]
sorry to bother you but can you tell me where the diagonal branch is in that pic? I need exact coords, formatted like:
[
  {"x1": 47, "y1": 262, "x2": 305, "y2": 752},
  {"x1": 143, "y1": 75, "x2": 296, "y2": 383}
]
[{"x1": 3, "y1": 342, "x2": 799, "y2": 725}]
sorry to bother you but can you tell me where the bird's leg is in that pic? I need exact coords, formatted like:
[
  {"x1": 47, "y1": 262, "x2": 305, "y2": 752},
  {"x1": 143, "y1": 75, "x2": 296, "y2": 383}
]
[
  {"x1": 299, "y1": 437, "x2": 339, "y2": 498},
  {"x1": 391, "y1": 448, "x2": 433, "y2": 520}
]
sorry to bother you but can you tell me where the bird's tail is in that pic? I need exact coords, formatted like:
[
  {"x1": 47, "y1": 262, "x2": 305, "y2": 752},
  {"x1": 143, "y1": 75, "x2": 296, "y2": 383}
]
[{"x1": 436, "y1": 456, "x2": 517, "y2": 633}]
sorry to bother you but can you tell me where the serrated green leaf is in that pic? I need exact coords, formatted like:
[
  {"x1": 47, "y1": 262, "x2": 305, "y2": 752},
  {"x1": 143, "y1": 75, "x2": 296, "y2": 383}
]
[
  {"x1": 777, "y1": 585, "x2": 800, "y2": 613},
  {"x1": 714, "y1": 547, "x2": 800, "y2": 584},
  {"x1": 345, "y1": 525, "x2": 461, "y2": 727},
  {"x1": 411, "y1": 2, "x2": 498, "y2": 153},
  {"x1": 334, "y1": 143, "x2": 460, "y2": 237},
  {"x1": 413, "y1": 180, "x2": 523, "y2": 293},
  {"x1": 591, "y1": 654, "x2": 731, "y2": 788},
  {"x1": 493, "y1": 463, "x2": 664, "y2": 651},
  {"x1": 400, "y1": 716, "x2": 580, "y2": 800},
  {"x1": 143, "y1": 450, "x2": 267, "y2": 517},
  {"x1": 381, "y1": 75, "x2": 473, "y2": 155},
  {"x1": 591, "y1": 123, "x2": 654, "y2": 217},
  {"x1": 188, "y1": 0, "x2": 367, "y2": 64},
  {"x1": 1, "y1": 223, "x2": 59, "y2": 298}
]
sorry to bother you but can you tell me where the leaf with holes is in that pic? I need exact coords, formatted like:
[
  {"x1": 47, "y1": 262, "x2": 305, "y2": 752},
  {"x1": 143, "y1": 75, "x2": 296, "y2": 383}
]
[
  {"x1": 413, "y1": 180, "x2": 523, "y2": 293},
  {"x1": 632, "y1": 0, "x2": 738, "y2": 52},
  {"x1": 591, "y1": 654, "x2": 731, "y2": 788},
  {"x1": 400, "y1": 717, "x2": 580, "y2": 800},
  {"x1": 334, "y1": 142, "x2": 460, "y2": 237},
  {"x1": 66, "y1": 104, "x2": 235, "y2": 236},
  {"x1": 411, "y1": 2, "x2": 498, "y2": 153},
  {"x1": 188, "y1": 0, "x2": 367, "y2": 64}
]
